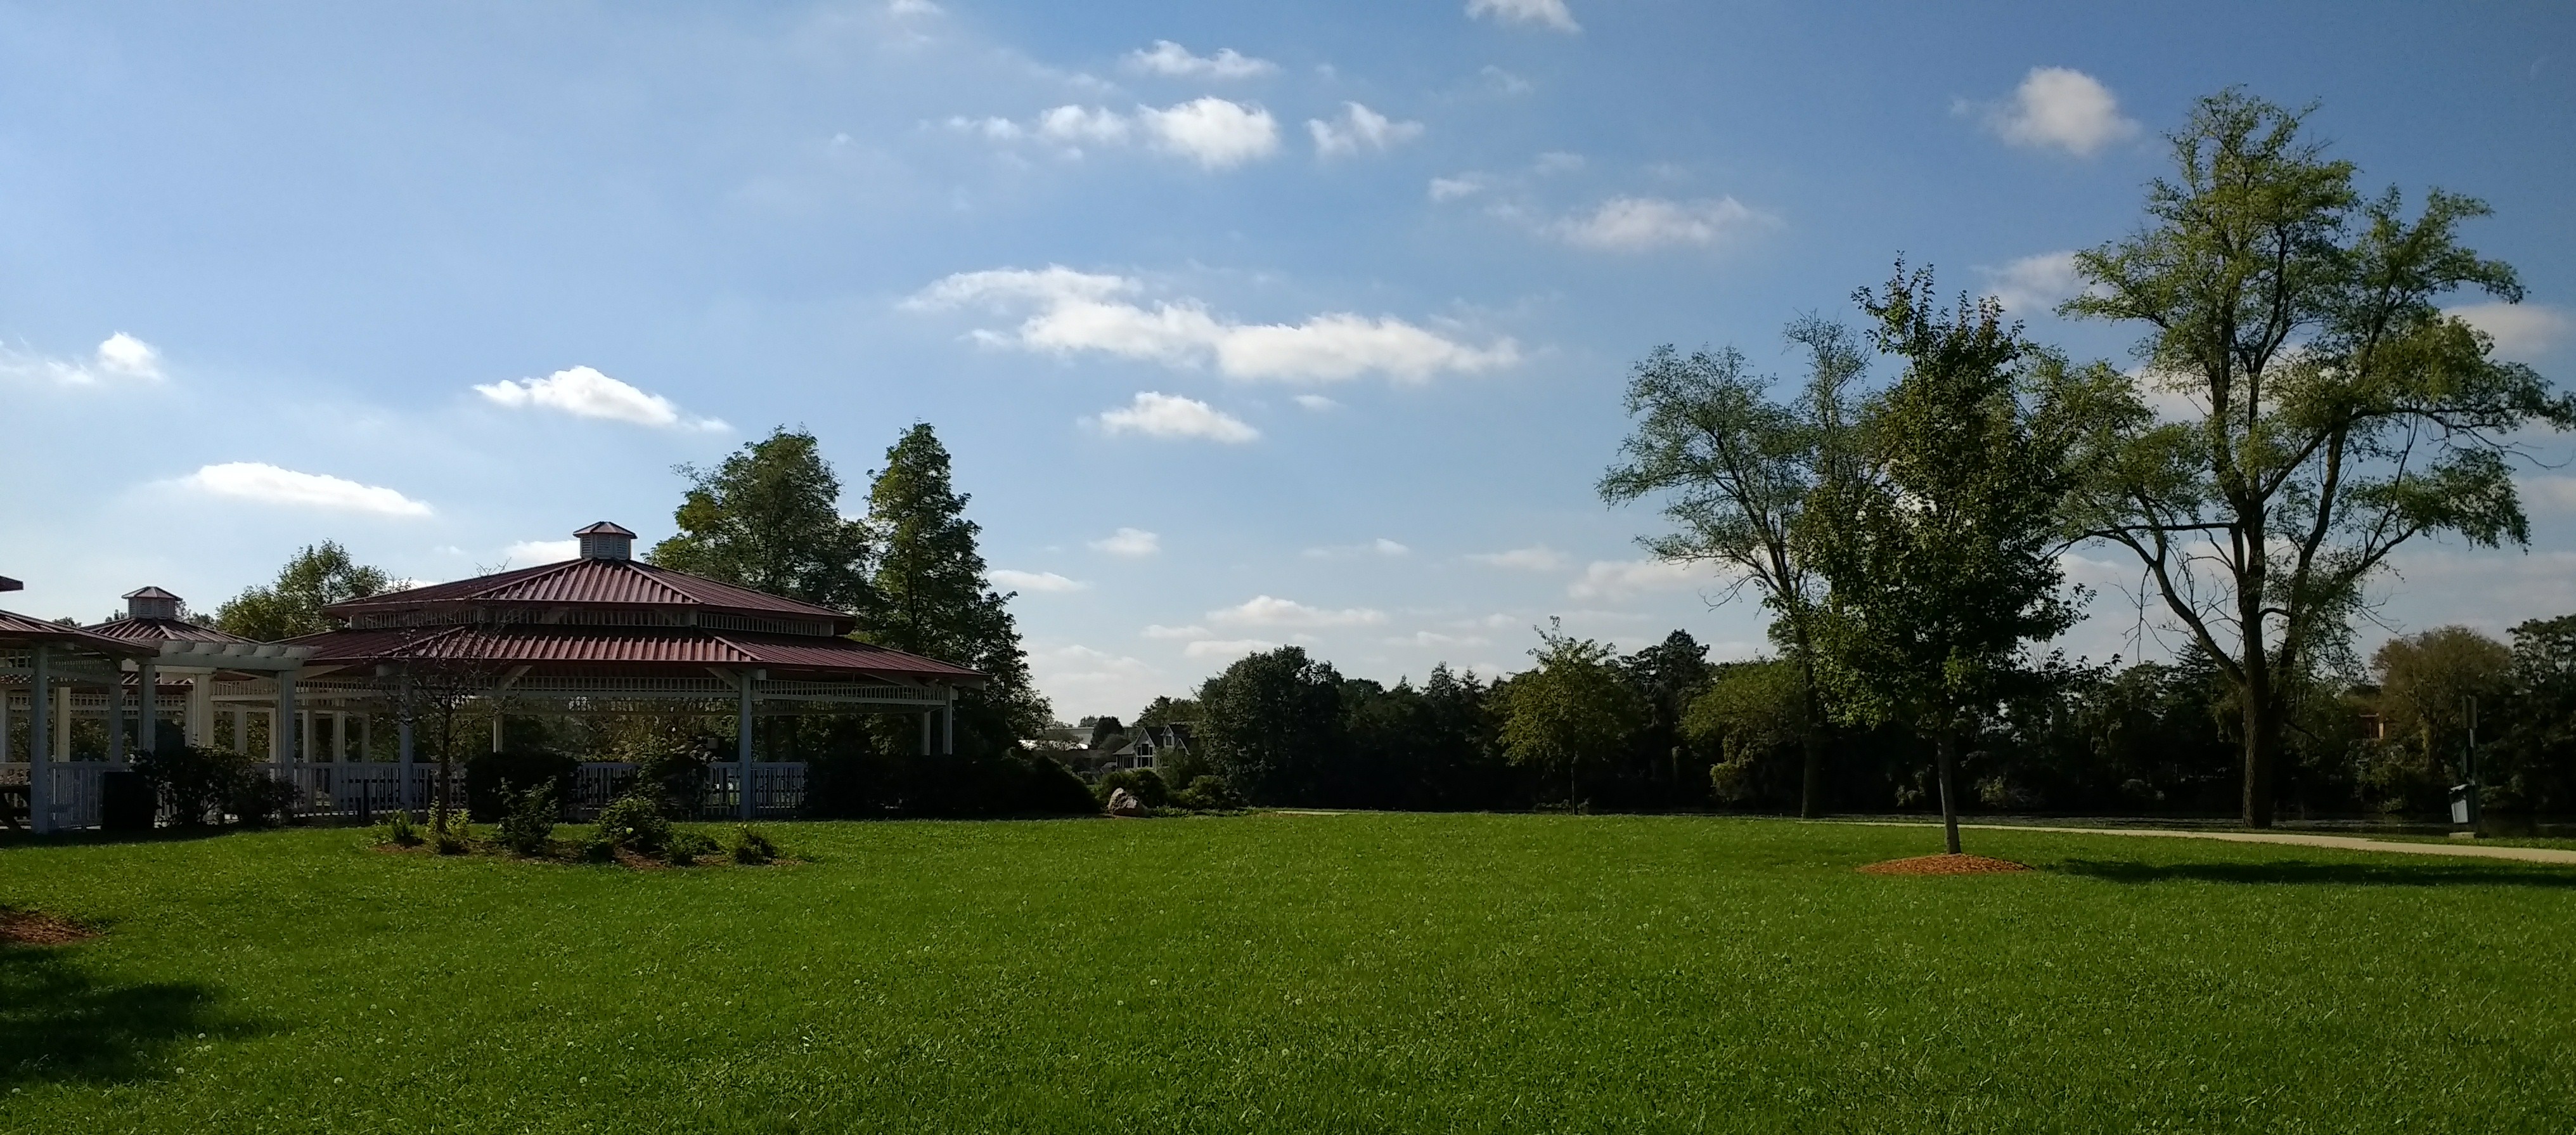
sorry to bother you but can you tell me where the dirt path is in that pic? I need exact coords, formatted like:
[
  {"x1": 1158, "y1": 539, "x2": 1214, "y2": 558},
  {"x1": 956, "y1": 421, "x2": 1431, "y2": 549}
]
[{"x1": 1848, "y1": 821, "x2": 2576, "y2": 866}]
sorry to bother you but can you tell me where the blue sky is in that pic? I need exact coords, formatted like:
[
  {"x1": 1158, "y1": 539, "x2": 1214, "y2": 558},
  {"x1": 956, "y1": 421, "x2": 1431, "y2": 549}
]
[{"x1": 4, "y1": 0, "x2": 2572, "y2": 718}]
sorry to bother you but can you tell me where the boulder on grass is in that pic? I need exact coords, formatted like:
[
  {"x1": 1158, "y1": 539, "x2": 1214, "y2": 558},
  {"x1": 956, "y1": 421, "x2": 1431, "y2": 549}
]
[{"x1": 1106, "y1": 788, "x2": 1147, "y2": 817}]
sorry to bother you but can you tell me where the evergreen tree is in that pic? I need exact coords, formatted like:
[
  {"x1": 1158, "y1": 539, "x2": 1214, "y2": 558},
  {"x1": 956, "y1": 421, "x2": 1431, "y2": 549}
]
[
  {"x1": 862, "y1": 423, "x2": 1050, "y2": 754},
  {"x1": 648, "y1": 427, "x2": 874, "y2": 614}
]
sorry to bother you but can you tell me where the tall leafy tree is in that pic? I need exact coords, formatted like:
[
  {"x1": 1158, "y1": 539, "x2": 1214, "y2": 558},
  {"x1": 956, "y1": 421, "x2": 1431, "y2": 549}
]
[
  {"x1": 1499, "y1": 620, "x2": 1644, "y2": 807},
  {"x1": 648, "y1": 427, "x2": 875, "y2": 614},
  {"x1": 215, "y1": 542, "x2": 397, "y2": 640},
  {"x1": 1803, "y1": 266, "x2": 2089, "y2": 854},
  {"x1": 1195, "y1": 646, "x2": 1346, "y2": 805},
  {"x1": 2062, "y1": 91, "x2": 2573, "y2": 826},
  {"x1": 862, "y1": 423, "x2": 1050, "y2": 752},
  {"x1": 1600, "y1": 316, "x2": 1868, "y2": 817}
]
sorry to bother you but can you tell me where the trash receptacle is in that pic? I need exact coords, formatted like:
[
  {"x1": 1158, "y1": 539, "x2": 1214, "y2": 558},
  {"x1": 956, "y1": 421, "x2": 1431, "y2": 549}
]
[{"x1": 2449, "y1": 783, "x2": 2471, "y2": 826}]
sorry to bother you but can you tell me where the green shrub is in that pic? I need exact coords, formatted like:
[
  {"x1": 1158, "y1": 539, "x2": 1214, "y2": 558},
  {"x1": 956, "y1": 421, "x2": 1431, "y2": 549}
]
[
  {"x1": 1173, "y1": 775, "x2": 1246, "y2": 812},
  {"x1": 594, "y1": 795, "x2": 671, "y2": 857},
  {"x1": 228, "y1": 774, "x2": 299, "y2": 828},
  {"x1": 465, "y1": 751, "x2": 579, "y2": 822},
  {"x1": 496, "y1": 781, "x2": 558, "y2": 857},
  {"x1": 664, "y1": 830, "x2": 719, "y2": 866},
  {"x1": 730, "y1": 825, "x2": 780, "y2": 864},
  {"x1": 377, "y1": 810, "x2": 423, "y2": 848},
  {"x1": 134, "y1": 741, "x2": 259, "y2": 827},
  {"x1": 1097, "y1": 767, "x2": 1169, "y2": 808},
  {"x1": 432, "y1": 821, "x2": 474, "y2": 855}
]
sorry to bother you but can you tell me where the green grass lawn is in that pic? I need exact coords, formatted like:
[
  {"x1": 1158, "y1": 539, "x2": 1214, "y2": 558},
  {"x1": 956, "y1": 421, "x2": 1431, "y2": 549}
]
[{"x1": 5, "y1": 814, "x2": 2573, "y2": 1134}]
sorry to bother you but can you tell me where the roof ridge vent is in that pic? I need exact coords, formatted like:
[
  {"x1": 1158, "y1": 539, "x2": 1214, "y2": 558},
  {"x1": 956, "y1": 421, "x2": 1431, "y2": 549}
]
[{"x1": 572, "y1": 521, "x2": 636, "y2": 561}]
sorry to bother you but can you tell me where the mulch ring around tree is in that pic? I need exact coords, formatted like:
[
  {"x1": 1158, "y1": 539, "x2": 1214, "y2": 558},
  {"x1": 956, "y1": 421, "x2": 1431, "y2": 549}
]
[
  {"x1": 0, "y1": 907, "x2": 98, "y2": 947},
  {"x1": 1859, "y1": 853, "x2": 2032, "y2": 876}
]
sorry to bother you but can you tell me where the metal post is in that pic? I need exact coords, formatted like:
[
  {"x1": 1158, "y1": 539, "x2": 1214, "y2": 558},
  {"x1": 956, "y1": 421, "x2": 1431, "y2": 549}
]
[
  {"x1": 735, "y1": 671, "x2": 755, "y2": 821},
  {"x1": 138, "y1": 661, "x2": 158, "y2": 757},
  {"x1": 28, "y1": 646, "x2": 51, "y2": 833}
]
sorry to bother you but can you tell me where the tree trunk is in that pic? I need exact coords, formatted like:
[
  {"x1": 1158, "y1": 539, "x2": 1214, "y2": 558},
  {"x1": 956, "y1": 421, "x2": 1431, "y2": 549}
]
[
  {"x1": 2241, "y1": 692, "x2": 2279, "y2": 829},
  {"x1": 1796, "y1": 647, "x2": 1827, "y2": 820},
  {"x1": 1934, "y1": 727, "x2": 1962, "y2": 855}
]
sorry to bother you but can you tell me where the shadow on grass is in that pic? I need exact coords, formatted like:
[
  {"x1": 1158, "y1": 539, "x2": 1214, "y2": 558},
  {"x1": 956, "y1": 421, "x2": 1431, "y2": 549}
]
[
  {"x1": 0, "y1": 946, "x2": 256, "y2": 1087},
  {"x1": 2052, "y1": 858, "x2": 2576, "y2": 889}
]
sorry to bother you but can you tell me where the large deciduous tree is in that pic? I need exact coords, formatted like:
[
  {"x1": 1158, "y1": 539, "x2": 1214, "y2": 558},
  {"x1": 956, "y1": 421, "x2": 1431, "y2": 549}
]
[
  {"x1": 215, "y1": 542, "x2": 397, "y2": 640},
  {"x1": 1195, "y1": 646, "x2": 1348, "y2": 805},
  {"x1": 1600, "y1": 317, "x2": 1867, "y2": 818},
  {"x1": 2061, "y1": 91, "x2": 2573, "y2": 826},
  {"x1": 1499, "y1": 620, "x2": 1644, "y2": 808},
  {"x1": 648, "y1": 427, "x2": 875, "y2": 614},
  {"x1": 862, "y1": 423, "x2": 1051, "y2": 755},
  {"x1": 1803, "y1": 266, "x2": 2090, "y2": 854}
]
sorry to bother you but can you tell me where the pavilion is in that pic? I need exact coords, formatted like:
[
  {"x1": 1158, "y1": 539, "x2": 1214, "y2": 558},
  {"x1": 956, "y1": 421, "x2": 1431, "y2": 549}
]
[{"x1": 3, "y1": 522, "x2": 986, "y2": 829}]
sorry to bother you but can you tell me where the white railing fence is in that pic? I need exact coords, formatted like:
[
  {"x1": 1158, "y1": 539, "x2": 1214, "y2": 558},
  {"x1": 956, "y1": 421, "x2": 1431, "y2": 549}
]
[{"x1": 3, "y1": 760, "x2": 807, "y2": 831}]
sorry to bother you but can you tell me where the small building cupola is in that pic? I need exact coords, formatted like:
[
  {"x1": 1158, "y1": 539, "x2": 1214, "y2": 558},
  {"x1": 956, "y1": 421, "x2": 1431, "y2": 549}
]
[
  {"x1": 124, "y1": 586, "x2": 183, "y2": 621},
  {"x1": 574, "y1": 521, "x2": 637, "y2": 561}
]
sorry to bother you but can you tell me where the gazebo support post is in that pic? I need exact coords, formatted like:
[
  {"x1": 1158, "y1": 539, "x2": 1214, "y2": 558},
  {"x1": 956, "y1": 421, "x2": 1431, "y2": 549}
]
[
  {"x1": 275, "y1": 670, "x2": 298, "y2": 779},
  {"x1": 735, "y1": 671, "x2": 756, "y2": 821},
  {"x1": 1, "y1": 680, "x2": 11, "y2": 764},
  {"x1": 138, "y1": 661, "x2": 158, "y2": 758},
  {"x1": 108, "y1": 671, "x2": 128, "y2": 767},
  {"x1": 941, "y1": 691, "x2": 954, "y2": 756},
  {"x1": 396, "y1": 674, "x2": 416, "y2": 812},
  {"x1": 187, "y1": 673, "x2": 212, "y2": 747},
  {"x1": 919, "y1": 711, "x2": 931, "y2": 757},
  {"x1": 28, "y1": 645, "x2": 51, "y2": 834}
]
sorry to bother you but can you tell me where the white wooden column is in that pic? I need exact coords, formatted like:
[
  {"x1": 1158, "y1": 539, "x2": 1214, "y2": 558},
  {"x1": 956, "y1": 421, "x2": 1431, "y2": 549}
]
[
  {"x1": 108, "y1": 671, "x2": 129, "y2": 767},
  {"x1": 53, "y1": 685, "x2": 73, "y2": 765},
  {"x1": 1, "y1": 680, "x2": 11, "y2": 764},
  {"x1": 301, "y1": 709, "x2": 317, "y2": 765},
  {"x1": 274, "y1": 672, "x2": 297, "y2": 771},
  {"x1": 231, "y1": 707, "x2": 247, "y2": 755},
  {"x1": 397, "y1": 674, "x2": 415, "y2": 810},
  {"x1": 186, "y1": 673, "x2": 214, "y2": 747},
  {"x1": 28, "y1": 647, "x2": 51, "y2": 834},
  {"x1": 138, "y1": 661, "x2": 158, "y2": 758},
  {"x1": 941, "y1": 689, "x2": 955, "y2": 756}
]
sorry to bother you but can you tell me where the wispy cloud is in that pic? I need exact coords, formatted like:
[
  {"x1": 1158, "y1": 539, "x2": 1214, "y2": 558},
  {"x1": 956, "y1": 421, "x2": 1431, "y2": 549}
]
[
  {"x1": 1467, "y1": 0, "x2": 1580, "y2": 33},
  {"x1": 905, "y1": 266, "x2": 1518, "y2": 384},
  {"x1": 1309, "y1": 102, "x2": 1423, "y2": 157},
  {"x1": 1184, "y1": 638, "x2": 1282, "y2": 660},
  {"x1": 1981, "y1": 250, "x2": 2083, "y2": 315},
  {"x1": 953, "y1": 98, "x2": 1280, "y2": 169},
  {"x1": 1552, "y1": 197, "x2": 1775, "y2": 252},
  {"x1": 1969, "y1": 67, "x2": 2139, "y2": 156},
  {"x1": 1, "y1": 332, "x2": 165, "y2": 386},
  {"x1": 989, "y1": 569, "x2": 1089, "y2": 593},
  {"x1": 1567, "y1": 557, "x2": 1711, "y2": 599},
  {"x1": 1469, "y1": 545, "x2": 1568, "y2": 571},
  {"x1": 503, "y1": 538, "x2": 578, "y2": 563},
  {"x1": 2449, "y1": 302, "x2": 2568, "y2": 363},
  {"x1": 1304, "y1": 538, "x2": 1410, "y2": 559},
  {"x1": 1124, "y1": 40, "x2": 1275, "y2": 79},
  {"x1": 176, "y1": 462, "x2": 433, "y2": 517},
  {"x1": 1142, "y1": 623, "x2": 1209, "y2": 639},
  {"x1": 473, "y1": 366, "x2": 727, "y2": 431},
  {"x1": 1210, "y1": 595, "x2": 1387, "y2": 628},
  {"x1": 1090, "y1": 391, "x2": 1260, "y2": 443},
  {"x1": 1090, "y1": 527, "x2": 1162, "y2": 557}
]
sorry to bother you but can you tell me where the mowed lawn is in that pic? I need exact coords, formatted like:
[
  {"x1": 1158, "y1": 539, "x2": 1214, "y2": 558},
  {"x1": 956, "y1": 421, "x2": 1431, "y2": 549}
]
[{"x1": 4, "y1": 814, "x2": 2573, "y2": 1134}]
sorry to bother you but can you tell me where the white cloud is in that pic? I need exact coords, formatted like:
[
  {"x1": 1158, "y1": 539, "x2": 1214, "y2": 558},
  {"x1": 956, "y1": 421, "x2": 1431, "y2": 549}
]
[
  {"x1": 1090, "y1": 527, "x2": 1162, "y2": 557},
  {"x1": 1470, "y1": 545, "x2": 1568, "y2": 571},
  {"x1": 989, "y1": 569, "x2": 1089, "y2": 593},
  {"x1": 1533, "y1": 151, "x2": 1585, "y2": 174},
  {"x1": 1304, "y1": 538, "x2": 1410, "y2": 560},
  {"x1": 1467, "y1": 0, "x2": 1580, "y2": 32},
  {"x1": 1553, "y1": 197, "x2": 1775, "y2": 252},
  {"x1": 1090, "y1": 391, "x2": 1260, "y2": 443},
  {"x1": 473, "y1": 366, "x2": 726, "y2": 431},
  {"x1": 2450, "y1": 302, "x2": 2568, "y2": 363},
  {"x1": 1211, "y1": 595, "x2": 1387, "y2": 628},
  {"x1": 1124, "y1": 41, "x2": 1275, "y2": 79},
  {"x1": 1479, "y1": 65, "x2": 1533, "y2": 94},
  {"x1": 950, "y1": 98, "x2": 1277, "y2": 168},
  {"x1": 1029, "y1": 644, "x2": 1162, "y2": 718},
  {"x1": 1308, "y1": 102, "x2": 1424, "y2": 157},
  {"x1": 905, "y1": 266, "x2": 1519, "y2": 384},
  {"x1": 1980, "y1": 67, "x2": 2139, "y2": 156},
  {"x1": 1293, "y1": 393, "x2": 1339, "y2": 411},
  {"x1": 887, "y1": 0, "x2": 941, "y2": 15},
  {"x1": 1428, "y1": 176, "x2": 1485, "y2": 202},
  {"x1": 1568, "y1": 557, "x2": 1712, "y2": 600},
  {"x1": 1138, "y1": 97, "x2": 1281, "y2": 168},
  {"x1": 2, "y1": 332, "x2": 167, "y2": 385},
  {"x1": 2518, "y1": 475, "x2": 2576, "y2": 515},
  {"x1": 1388, "y1": 630, "x2": 1491, "y2": 649},
  {"x1": 503, "y1": 538, "x2": 579, "y2": 563},
  {"x1": 1142, "y1": 623, "x2": 1209, "y2": 639},
  {"x1": 176, "y1": 462, "x2": 433, "y2": 517},
  {"x1": 1983, "y1": 250, "x2": 2083, "y2": 315},
  {"x1": 1184, "y1": 638, "x2": 1281, "y2": 660}
]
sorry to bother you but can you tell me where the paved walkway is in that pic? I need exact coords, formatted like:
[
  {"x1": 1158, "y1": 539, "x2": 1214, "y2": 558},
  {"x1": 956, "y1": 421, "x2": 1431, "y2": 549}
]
[{"x1": 1852, "y1": 820, "x2": 2576, "y2": 866}]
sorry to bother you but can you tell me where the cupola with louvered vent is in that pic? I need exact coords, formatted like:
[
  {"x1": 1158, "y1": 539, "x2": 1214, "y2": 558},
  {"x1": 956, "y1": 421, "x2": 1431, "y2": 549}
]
[{"x1": 574, "y1": 521, "x2": 636, "y2": 561}]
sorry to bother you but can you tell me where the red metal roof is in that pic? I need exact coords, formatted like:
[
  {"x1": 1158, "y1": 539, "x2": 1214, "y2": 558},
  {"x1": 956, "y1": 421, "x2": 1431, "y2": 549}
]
[
  {"x1": 0, "y1": 609, "x2": 160, "y2": 657},
  {"x1": 84, "y1": 616, "x2": 259, "y2": 645},
  {"x1": 325, "y1": 558, "x2": 852, "y2": 625},
  {"x1": 291, "y1": 626, "x2": 982, "y2": 682}
]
